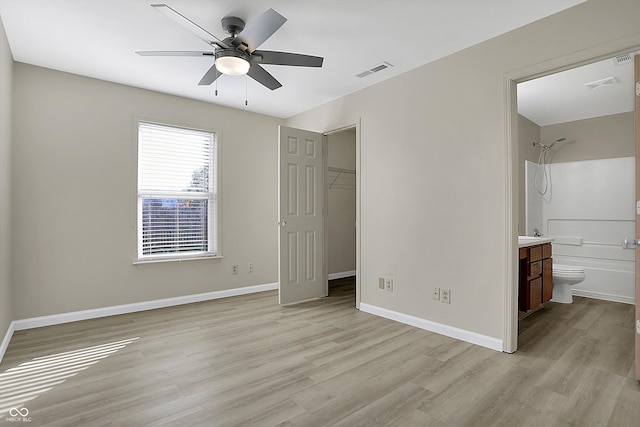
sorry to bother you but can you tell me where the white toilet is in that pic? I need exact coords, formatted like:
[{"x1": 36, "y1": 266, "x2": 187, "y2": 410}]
[{"x1": 551, "y1": 263, "x2": 585, "y2": 303}]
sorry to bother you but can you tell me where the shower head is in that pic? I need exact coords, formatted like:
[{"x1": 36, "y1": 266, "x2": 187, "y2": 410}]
[
  {"x1": 547, "y1": 137, "x2": 567, "y2": 150},
  {"x1": 534, "y1": 137, "x2": 566, "y2": 151}
]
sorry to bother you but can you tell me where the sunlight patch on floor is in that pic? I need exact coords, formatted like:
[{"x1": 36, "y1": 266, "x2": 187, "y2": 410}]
[{"x1": 0, "y1": 337, "x2": 139, "y2": 416}]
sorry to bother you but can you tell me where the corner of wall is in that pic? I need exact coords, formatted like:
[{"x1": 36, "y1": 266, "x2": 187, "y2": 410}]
[
  {"x1": 0, "y1": 13, "x2": 15, "y2": 364},
  {"x1": 0, "y1": 321, "x2": 15, "y2": 363}
]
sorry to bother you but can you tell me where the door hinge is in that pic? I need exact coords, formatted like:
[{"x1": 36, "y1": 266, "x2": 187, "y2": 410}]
[{"x1": 636, "y1": 81, "x2": 640, "y2": 96}]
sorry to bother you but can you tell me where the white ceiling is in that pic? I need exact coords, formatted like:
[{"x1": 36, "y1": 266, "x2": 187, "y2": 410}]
[
  {"x1": 518, "y1": 53, "x2": 636, "y2": 127},
  {"x1": 0, "y1": 0, "x2": 587, "y2": 119}
]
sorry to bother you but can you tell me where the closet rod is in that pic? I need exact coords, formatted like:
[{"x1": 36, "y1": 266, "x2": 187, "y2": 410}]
[{"x1": 328, "y1": 166, "x2": 355, "y2": 174}]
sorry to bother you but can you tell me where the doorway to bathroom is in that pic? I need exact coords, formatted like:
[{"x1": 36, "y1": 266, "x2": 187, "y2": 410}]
[
  {"x1": 518, "y1": 53, "x2": 636, "y2": 305},
  {"x1": 509, "y1": 49, "x2": 640, "y2": 373}
]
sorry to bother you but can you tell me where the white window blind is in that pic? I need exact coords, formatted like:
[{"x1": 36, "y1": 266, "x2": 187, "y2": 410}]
[{"x1": 137, "y1": 122, "x2": 217, "y2": 260}]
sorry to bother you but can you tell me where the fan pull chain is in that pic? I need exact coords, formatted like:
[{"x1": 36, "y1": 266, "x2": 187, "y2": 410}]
[
  {"x1": 215, "y1": 69, "x2": 219, "y2": 96},
  {"x1": 245, "y1": 76, "x2": 248, "y2": 106}
]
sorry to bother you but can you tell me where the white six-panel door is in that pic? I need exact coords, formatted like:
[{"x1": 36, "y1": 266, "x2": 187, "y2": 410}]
[{"x1": 278, "y1": 126, "x2": 327, "y2": 304}]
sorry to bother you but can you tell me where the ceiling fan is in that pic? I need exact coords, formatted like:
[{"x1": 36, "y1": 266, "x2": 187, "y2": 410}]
[{"x1": 136, "y1": 4, "x2": 324, "y2": 90}]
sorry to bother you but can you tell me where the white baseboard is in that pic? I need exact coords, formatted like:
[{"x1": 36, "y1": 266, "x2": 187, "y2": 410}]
[
  {"x1": 0, "y1": 320, "x2": 15, "y2": 364},
  {"x1": 359, "y1": 303, "x2": 503, "y2": 352},
  {"x1": 13, "y1": 283, "x2": 278, "y2": 332},
  {"x1": 328, "y1": 270, "x2": 356, "y2": 280},
  {"x1": 572, "y1": 289, "x2": 634, "y2": 305}
]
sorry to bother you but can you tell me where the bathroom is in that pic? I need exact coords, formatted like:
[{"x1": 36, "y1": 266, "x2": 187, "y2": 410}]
[{"x1": 517, "y1": 54, "x2": 636, "y2": 309}]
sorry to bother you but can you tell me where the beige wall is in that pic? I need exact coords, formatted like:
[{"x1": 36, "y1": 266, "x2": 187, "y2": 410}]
[
  {"x1": 327, "y1": 130, "x2": 356, "y2": 275},
  {"x1": 518, "y1": 115, "x2": 541, "y2": 235},
  {"x1": 286, "y1": 0, "x2": 640, "y2": 342},
  {"x1": 0, "y1": 16, "x2": 13, "y2": 342},
  {"x1": 541, "y1": 112, "x2": 634, "y2": 163},
  {"x1": 11, "y1": 63, "x2": 283, "y2": 319}
]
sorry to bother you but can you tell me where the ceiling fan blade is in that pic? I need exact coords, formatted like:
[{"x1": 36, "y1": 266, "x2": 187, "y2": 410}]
[
  {"x1": 136, "y1": 51, "x2": 214, "y2": 57},
  {"x1": 247, "y1": 64, "x2": 282, "y2": 90},
  {"x1": 151, "y1": 4, "x2": 229, "y2": 48},
  {"x1": 233, "y1": 9, "x2": 287, "y2": 53},
  {"x1": 252, "y1": 50, "x2": 323, "y2": 67},
  {"x1": 198, "y1": 64, "x2": 221, "y2": 86}
]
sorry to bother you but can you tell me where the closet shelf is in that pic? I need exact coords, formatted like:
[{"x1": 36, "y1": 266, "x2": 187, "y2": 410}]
[
  {"x1": 328, "y1": 166, "x2": 355, "y2": 174},
  {"x1": 328, "y1": 166, "x2": 356, "y2": 190}
]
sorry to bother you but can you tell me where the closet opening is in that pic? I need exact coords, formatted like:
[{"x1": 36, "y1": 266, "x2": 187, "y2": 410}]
[{"x1": 325, "y1": 126, "x2": 358, "y2": 307}]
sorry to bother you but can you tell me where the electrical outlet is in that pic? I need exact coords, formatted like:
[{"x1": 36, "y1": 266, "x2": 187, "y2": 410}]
[
  {"x1": 441, "y1": 289, "x2": 451, "y2": 304},
  {"x1": 379, "y1": 277, "x2": 385, "y2": 290},
  {"x1": 432, "y1": 287, "x2": 440, "y2": 300},
  {"x1": 248, "y1": 263, "x2": 253, "y2": 273},
  {"x1": 232, "y1": 264, "x2": 239, "y2": 275},
  {"x1": 385, "y1": 278, "x2": 394, "y2": 292}
]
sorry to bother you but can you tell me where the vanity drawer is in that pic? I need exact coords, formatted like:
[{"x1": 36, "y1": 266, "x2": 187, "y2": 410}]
[
  {"x1": 529, "y1": 246, "x2": 542, "y2": 262},
  {"x1": 519, "y1": 248, "x2": 528, "y2": 260},
  {"x1": 529, "y1": 260, "x2": 543, "y2": 279},
  {"x1": 542, "y1": 243, "x2": 552, "y2": 259}
]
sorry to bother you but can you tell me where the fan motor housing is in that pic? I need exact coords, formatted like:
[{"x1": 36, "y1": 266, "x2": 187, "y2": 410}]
[{"x1": 221, "y1": 16, "x2": 245, "y2": 36}]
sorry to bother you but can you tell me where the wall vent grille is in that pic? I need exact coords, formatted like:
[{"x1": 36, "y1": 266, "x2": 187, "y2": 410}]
[
  {"x1": 356, "y1": 62, "x2": 393, "y2": 78},
  {"x1": 613, "y1": 53, "x2": 632, "y2": 66}
]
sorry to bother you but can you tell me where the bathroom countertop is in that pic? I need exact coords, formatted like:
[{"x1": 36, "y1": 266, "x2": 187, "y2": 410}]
[{"x1": 518, "y1": 236, "x2": 554, "y2": 248}]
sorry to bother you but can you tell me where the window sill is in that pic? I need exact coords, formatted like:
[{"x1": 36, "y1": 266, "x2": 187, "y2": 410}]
[{"x1": 133, "y1": 255, "x2": 223, "y2": 265}]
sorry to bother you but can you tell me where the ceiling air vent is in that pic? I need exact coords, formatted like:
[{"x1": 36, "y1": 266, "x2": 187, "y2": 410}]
[
  {"x1": 356, "y1": 62, "x2": 394, "y2": 78},
  {"x1": 584, "y1": 76, "x2": 618, "y2": 90},
  {"x1": 613, "y1": 53, "x2": 632, "y2": 66}
]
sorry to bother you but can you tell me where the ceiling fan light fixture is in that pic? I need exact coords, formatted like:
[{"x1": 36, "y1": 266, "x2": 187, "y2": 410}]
[{"x1": 215, "y1": 50, "x2": 250, "y2": 75}]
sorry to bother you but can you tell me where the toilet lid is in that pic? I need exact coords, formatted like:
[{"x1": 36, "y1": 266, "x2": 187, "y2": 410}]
[{"x1": 553, "y1": 264, "x2": 584, "y2": 273}]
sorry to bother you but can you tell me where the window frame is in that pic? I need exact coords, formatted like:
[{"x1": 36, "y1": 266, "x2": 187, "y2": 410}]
[{"x1": 135, "y1": 120, "x2": 221, "y2": 263}]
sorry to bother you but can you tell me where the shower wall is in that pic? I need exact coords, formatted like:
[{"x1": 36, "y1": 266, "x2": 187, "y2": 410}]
[
  {"x1": 518, "y1": 114, "x2": 541, "y2": 235},
  {"x1": 526, "y1": 157, "x2": 635, "y2": 303},
  {"x1": 524, "y1": 161, "x2": 543, "y2": 237}
]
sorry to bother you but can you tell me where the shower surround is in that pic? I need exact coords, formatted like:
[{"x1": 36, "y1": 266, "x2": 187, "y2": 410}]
[{"x1": 525, "y1": 157, "x2": 635, "y2": 304}]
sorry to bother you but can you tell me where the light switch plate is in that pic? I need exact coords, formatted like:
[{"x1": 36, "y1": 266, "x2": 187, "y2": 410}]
[{"x1": 441, "y1": 289, "x2": 451, "y2": 304}]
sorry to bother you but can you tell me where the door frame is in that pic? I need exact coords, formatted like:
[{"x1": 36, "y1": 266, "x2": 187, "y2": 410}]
[
  {"x1": 634, "y1": 54, "x2": 640, "y2": 381},
  {"x1": 323, "y1": 119, "x2": 362, "y2": 309},
  {"x1": 503, "y1": 40, "x2": 640, "y2": 353}
]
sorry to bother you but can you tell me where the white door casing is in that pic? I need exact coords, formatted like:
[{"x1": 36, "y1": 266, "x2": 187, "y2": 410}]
[
  {"x1": 634, "y1": 54, "x2": 640, "y2": 381},
  {"x1": 278, "y1": 126, "x2": 327, "y2": 304}
]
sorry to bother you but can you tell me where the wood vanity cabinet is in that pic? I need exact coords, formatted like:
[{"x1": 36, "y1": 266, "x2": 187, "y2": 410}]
[{"x1": 519, "y1": 243, "x2": 552, "y2": 312}]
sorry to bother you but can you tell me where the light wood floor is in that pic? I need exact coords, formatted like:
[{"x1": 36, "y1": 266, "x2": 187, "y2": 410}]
[{"x1": 1, "y1": 278, "x2": 639, "y2": 426}]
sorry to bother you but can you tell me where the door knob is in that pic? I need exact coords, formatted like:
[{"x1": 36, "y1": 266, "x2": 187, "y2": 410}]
[
  {"x1": 278, "y1": 220, "x2": 287, "y2": 227},
  {"x1": 623, "y1": 236, "x2": 640, "y2": 249}
]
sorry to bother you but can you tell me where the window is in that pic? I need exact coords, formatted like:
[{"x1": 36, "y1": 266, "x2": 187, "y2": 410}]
[{"x1": 137, "y1": 122, "x2": 217, "y2": 260}]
